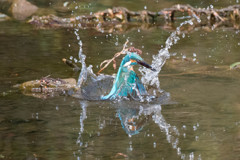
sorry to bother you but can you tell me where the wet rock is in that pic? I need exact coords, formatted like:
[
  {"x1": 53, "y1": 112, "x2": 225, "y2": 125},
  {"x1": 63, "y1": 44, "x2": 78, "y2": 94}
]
[
  {"x1": 17, "y1": 77, "x2": 77, "y2": 98},
  {"x1": 10, "y1": 0, "x2": 38, "y2": 20}
]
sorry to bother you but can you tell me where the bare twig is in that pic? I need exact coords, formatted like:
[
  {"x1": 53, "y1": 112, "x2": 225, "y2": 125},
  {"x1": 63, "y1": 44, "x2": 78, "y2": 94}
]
[{"x1": 97, "y1": 40, "x2": 129, "y2": 74}]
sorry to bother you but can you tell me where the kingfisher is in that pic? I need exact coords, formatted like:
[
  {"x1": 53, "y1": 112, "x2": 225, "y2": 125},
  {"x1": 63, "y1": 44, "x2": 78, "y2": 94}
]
[{"x1": 101, "y1": 51, "x2": 156, "y2": 100}]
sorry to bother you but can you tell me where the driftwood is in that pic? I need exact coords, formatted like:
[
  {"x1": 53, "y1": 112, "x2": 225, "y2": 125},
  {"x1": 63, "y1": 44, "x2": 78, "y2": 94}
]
[{"x1": 28, "y1": 4, "x2": 240, "y2": 31}]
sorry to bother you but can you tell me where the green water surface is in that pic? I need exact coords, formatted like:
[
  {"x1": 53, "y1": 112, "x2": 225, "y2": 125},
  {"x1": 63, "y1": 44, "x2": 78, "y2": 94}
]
[{"x1": 1, "y1": 0, "x2": 240, "y2": 159}]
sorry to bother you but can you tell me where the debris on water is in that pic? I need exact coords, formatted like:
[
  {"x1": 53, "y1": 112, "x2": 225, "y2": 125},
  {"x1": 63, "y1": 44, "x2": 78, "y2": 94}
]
[
  {"x1": 230, "y1": 62, "x2": 240, "y2": 70},
  {"x1": 114, "y1": 153, "x2": 128, "y2": 158},
  {"x1": 63, "y1": 2, "x2": 69, "y2": 7}
]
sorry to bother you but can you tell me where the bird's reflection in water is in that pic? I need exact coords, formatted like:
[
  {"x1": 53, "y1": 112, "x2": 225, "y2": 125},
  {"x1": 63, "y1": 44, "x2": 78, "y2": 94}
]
[
  {"x1": 76, "y1": 93, "x2": 182, "y2": 158},
  {"x1": 116, "y1": 100, "x2": 180, "y2": 150},
  {"x1": 117, "y1": 105, "x2": 152, "y2": 136}
]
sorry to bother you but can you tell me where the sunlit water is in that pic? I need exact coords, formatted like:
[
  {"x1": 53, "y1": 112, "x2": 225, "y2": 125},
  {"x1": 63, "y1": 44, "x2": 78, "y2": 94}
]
[{"x1": 1, "y1": 1, "x2": 240, "y2": 160}]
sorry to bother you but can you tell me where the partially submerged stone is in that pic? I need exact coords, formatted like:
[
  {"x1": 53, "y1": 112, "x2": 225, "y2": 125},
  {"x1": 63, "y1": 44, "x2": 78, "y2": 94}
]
[{"x1": 18, "y1": 77, "x2": 77, "y2": 98}]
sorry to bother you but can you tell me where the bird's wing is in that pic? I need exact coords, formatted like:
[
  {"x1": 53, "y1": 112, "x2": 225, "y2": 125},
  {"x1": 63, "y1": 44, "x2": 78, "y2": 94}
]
[{"x1": 135, "y1": 74, "x2": 148, "y2": 96}]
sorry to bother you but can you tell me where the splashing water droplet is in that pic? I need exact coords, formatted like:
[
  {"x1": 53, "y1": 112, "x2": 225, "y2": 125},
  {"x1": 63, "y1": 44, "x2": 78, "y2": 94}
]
[
  {"x1": 74, "y1": 58, "x2": 78, "y2": 63},
  {"x1": 182, "y1": 33, "x2": 185, "y2": 38},
  {"x1": 177, "y1": 147, "x2": 181, "y2": 155},
  {"x1": 195, "y1": 136, "x2": 199, "y2": 141},
  {"x1": 139, "y1": 19, "x2": 197, "y2": 93},
  {"x1": 193, "y1": 125, "x2": 197, "y2": 131},
  {"x1": 153, "y1": 142, "x2": 156, "y2": 148},
  {"x1": 189, "y1": 152, "x2": 194, "y2": 160}
]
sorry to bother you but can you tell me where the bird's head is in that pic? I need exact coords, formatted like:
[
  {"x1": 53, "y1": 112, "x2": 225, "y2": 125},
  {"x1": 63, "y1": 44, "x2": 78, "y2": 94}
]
[{"x1": 121, "y1": 51, "x2": 156, "y2": 71}]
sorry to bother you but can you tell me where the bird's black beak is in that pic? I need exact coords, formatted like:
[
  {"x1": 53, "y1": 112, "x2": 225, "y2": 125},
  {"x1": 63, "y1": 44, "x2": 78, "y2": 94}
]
[{"x1": 136, "y1": 59, "x2": 156, "y2": 71}]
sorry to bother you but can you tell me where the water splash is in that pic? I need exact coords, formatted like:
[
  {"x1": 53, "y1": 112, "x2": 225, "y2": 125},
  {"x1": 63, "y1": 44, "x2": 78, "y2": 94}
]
[
  {"x1": 74, "y1": 29, "x2": 87, "y2": 88},
  {"x1": 139, "y1": 20, "x2": 196, "y2": 92},
  {"x1": 76, "y1": 101, "x2": 87, "y2": 146},
  {"x1": 150, "y1": 105, "x2": 180, "y2": 150},
  {"x1": 116, "y1": 102, "x2": 185, "y2": 158},
  {"x1": 70, "y1": 6, "x2": 204, "y2": 159}
]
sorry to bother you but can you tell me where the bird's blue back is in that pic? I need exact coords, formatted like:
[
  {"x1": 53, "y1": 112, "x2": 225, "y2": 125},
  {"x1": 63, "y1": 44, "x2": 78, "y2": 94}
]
[{"x1": 101, "y1": 52, "x2": 147, "y2": 100}]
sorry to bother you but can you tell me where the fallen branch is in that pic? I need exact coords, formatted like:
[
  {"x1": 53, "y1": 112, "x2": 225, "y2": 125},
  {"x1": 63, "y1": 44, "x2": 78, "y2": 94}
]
[{"x1": 29, "y1": 4, "x2": 240, "y2": 29}]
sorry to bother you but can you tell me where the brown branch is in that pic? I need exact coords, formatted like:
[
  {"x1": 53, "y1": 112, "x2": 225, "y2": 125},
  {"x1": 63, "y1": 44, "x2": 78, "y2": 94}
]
[
  {"x1": 97, "y1": 41, "x2": 145, "y2": 74},
  {"x1": 29, "y1": 4, "x2": 240, "y2": 29},
  {"x1": 97, "y1": 39, "x2": 129, "y2": 74}
]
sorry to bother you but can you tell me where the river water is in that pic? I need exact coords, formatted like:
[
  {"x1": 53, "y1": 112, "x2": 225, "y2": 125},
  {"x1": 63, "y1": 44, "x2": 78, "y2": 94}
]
[{"x1": 1, "y1": 0, "x2": 240, "y2": 160}]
